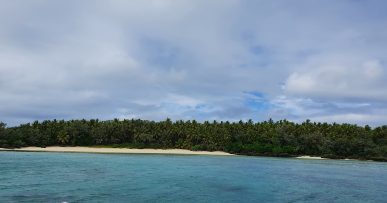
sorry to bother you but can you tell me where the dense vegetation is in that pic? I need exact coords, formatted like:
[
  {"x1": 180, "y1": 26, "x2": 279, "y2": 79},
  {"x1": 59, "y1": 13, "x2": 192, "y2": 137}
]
[{"x1": 0, "y1": 119, "x2": 386, "y2": 161}]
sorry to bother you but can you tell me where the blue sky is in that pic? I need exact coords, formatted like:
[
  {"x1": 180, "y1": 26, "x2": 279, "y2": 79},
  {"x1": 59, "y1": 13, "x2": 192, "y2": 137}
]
[{"x1": 1, "y1": 0, "x2": 387, "y2": 126}]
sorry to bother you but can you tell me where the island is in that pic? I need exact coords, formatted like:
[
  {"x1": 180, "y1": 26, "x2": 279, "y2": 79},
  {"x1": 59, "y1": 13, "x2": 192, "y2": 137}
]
[{"x1": 0, "y1": 119, "x2": 386, "y2": 161}]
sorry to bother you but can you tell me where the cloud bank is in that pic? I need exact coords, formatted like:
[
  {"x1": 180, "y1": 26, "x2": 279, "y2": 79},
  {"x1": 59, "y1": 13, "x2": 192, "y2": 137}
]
[{"x1": 1, "y1": 0, "x2": 387, "y2": 126}]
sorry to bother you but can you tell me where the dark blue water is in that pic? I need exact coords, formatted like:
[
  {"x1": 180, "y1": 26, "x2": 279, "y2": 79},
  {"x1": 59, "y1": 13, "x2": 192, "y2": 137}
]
[{"x1": 0, "y1": 152, "x2": 386, "y2": 203}]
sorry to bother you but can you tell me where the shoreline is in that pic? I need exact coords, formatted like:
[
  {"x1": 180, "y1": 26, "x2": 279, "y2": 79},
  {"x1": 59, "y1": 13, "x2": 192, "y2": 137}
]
[
  {"x1": 0, "y1": 146, "x2": 234, "y2": 156},
  {"x1": 295, "y1": 155, "x2": 326, "y2": 160},
  {"x1": 0, "y1": 147, "x2": 382, "y2": 161}
]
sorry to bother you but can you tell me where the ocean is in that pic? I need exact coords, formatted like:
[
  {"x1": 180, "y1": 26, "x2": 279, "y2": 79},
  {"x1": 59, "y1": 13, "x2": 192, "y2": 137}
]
[{"x1": 0, "y1": 151, "x2": 386, "y2": 202}]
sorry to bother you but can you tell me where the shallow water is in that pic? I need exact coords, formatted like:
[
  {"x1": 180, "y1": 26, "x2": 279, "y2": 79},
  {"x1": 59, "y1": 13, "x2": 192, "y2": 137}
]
[{"x1": 0, "y1": 152, "x2": 386, "y2": 203}]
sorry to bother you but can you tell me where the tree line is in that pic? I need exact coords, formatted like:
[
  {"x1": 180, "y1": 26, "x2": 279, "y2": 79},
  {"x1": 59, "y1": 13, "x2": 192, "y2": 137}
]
[{"x1": 0, "y1": 119, "x2": 386, "y2": 161}]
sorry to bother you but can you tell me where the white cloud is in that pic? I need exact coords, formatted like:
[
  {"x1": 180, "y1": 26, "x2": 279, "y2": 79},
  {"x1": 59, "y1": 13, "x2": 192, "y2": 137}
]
[
  {"x1": 284, "y1": 59, "x2": 387, "y2": 101},
  {"x1": 0, "y1": 0, "x2": 387, "y2": 126}
]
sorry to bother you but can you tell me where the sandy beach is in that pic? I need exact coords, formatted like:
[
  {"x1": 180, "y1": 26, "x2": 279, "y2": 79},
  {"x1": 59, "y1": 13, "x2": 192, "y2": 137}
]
[
  {"x1": 0, "y1": 146, "x2": 234, "y2": 156},
  {"x1": 296, "y1": 155, "x2": 326, "y2": 160}
]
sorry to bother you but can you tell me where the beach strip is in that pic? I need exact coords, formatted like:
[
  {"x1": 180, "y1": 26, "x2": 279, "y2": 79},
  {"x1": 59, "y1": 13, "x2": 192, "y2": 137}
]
[
  {"x1": 296, "y1": 155, "x2": 326, "y2": 160},
  {"x1": 0, "y1": 146, "x2": 234, "y2": 156}
]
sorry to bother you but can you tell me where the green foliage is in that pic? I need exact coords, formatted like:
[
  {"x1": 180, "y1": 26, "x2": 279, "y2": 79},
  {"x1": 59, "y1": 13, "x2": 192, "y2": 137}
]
[
  {"x1": 57, "y1": 130, "x2": 70, "y2": 145},
  {"x1": 0, "y1": 119, "x2": 386, "y2": 161}
]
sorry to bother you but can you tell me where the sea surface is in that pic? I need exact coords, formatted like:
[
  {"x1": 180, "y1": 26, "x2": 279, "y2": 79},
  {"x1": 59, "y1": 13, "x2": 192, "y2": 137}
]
[{"x1": 0, "y1": 152, "x2": 386, "y2": 203}]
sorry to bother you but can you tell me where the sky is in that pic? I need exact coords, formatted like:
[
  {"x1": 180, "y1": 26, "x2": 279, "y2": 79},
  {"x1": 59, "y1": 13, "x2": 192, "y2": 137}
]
[{"x1": 1, "y1": 0, "x2": 387, "y2": 126}]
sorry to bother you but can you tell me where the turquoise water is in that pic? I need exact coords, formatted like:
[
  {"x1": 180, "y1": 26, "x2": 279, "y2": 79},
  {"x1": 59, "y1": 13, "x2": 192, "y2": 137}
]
[{"x1": 0, "y1": 152, "x2": 386, "y2": 203}]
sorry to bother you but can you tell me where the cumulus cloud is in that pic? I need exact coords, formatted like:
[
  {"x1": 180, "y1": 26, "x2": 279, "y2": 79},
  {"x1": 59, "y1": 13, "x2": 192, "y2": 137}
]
[
  {"x1": 1, "y1": 0, "x2": 387, "y2": 126},
  {"x1": 284, "y1": 59, "x2": 387, "y2": 101}
]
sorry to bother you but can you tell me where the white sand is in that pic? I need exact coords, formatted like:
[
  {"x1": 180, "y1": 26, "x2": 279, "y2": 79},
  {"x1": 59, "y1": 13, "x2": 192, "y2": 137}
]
[
  {"x1": 296, "y1": 155, "x2": 326, "y2": 160},
  {"x1": 0, "y1": 146, "x2": 233, "y2": 156}
]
